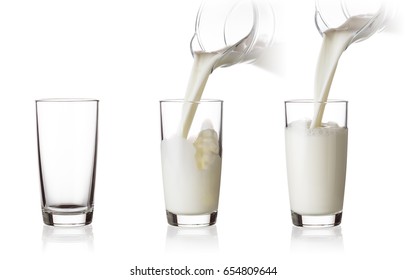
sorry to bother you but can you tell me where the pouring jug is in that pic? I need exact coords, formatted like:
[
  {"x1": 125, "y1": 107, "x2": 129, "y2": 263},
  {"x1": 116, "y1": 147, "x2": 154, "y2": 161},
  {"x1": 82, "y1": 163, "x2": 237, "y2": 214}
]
[
  {"x1": 190, "y1": 0, "x2": 275, "y2": 69},
  {"x1": 315, "y1": 0, "x2": 395, "y2": 45}
]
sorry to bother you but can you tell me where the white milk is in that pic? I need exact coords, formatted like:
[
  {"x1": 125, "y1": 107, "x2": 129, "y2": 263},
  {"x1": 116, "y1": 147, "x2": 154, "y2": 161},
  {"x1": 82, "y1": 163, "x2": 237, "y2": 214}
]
[
  {"x1": 180, "y1": 51, "x2": 224, "y2": 138},
  {"x1": 161, "y1": 127, "x2": 222, "y2": 215},
  {"x1": 162, "y1": 6, "x2": 271, "y2": 214},
  {"x1": 285, "y1": 16, "x2": 374, "y2": 216},
  {"x1": 311, "y1": 15, "x2": 373, "y2": 128},
  {"x1": 285, "y1": 120, "x2": 348, "y2": 215},
  {"x1": 162, "y1": 50, "x2": 226, "y2": 215}
]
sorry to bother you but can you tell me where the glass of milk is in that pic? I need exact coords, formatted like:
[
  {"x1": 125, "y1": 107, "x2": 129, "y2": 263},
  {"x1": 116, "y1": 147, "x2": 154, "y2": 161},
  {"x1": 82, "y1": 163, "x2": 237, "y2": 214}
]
[
  {"x1": 285, "y1": 100, "x2": 348, "y2": 227},
  {"x1": 160, "y1": 99, "x2": 223, "y2": 227}
]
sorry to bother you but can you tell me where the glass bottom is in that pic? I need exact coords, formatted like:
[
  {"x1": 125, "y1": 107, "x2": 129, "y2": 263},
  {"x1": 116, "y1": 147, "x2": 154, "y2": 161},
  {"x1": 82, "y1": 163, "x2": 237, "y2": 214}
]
[
  {"x1": 291, "y1": 211, "x2": 342, "y2": 227},
  {"x1": 42, "y1": 210, "x2": 93, "y2": 226},
  {"x1": 166, "y1": 211, "x2": 217, "y2": 227}
]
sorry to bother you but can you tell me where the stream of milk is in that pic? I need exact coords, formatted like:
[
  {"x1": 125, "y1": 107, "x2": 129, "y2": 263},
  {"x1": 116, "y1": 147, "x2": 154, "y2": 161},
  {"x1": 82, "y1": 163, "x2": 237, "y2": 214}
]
[
  {"x1": 286, "y1": 14, "x2": 378, "y2": 218},
  {"x1": 311, "y1": 15, "x2": 374, "y2": 128},
  {"x1": 162, "y1": 27, "x2": 249, "y2": 215}
]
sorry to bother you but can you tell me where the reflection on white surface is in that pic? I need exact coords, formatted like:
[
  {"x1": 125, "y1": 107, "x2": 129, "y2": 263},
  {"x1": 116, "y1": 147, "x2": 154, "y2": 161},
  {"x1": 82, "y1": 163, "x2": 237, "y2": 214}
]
[
  {"x1": 42, "y1": 225, "x2": 94, "y2": 252},
  {"x1": 290, "y1": 226, "x2": 344, "y2": 253},
  {"x1": 166, "y1": 225, "x2": 219, "y2": 253}
]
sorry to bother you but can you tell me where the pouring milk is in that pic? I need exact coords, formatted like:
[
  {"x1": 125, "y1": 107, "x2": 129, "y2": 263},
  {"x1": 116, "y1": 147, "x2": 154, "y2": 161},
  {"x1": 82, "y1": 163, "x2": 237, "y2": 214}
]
[
  {"x1": 286, "y1": 4, "x2": 388, "y2": 218},
  {"x1": 311, "y1": 15, "x2": 374, "y2": 128},
  {"x1": 162, "y1": 0, "x2": 273, "y2": 215}
]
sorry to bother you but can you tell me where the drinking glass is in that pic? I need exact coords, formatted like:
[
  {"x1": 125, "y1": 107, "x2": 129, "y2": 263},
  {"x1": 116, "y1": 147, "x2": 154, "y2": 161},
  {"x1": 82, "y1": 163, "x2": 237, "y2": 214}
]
[
  {"x1": 285, "y1": 100, "x2": 348, "y2": 227},
  {"x1": 36, "y1": 98, "x2": 99, "y2": 226},
  {"x1": 160, "y1": 99, "x2": 223, "y2": 227}
]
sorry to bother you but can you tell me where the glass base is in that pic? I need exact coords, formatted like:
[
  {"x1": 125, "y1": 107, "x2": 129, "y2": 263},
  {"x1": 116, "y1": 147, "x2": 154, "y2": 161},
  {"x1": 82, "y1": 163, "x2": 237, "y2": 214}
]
[
  {"x1": 166, "y1": 211, "x2": 217, "y2": 227},
  {"x1": 42, "y1": 211, "x2": 93, "y2": 226},
  {"x1": 291, "y1": 211, "x2": 342, "y2": 227}
]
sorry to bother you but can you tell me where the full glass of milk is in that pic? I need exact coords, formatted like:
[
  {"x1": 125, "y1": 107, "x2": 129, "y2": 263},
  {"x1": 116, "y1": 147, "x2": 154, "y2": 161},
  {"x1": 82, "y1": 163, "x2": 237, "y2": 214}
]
[
  {"x1": 160, "y1": 99, "x2": 223, "y2": 227},
  {"x1": 285, "y1": 100, "x2": 348, "y2": 227}
]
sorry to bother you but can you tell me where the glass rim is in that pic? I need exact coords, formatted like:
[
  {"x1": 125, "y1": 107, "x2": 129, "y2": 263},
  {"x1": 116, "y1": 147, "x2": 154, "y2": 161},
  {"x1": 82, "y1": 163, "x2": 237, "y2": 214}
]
[
  {"x1": 160, "y1": 98, "x2": 223, "y2": 104},
  {"x1": 36, "y1": 98, "x2": 99, "y2": 103},
  {"x1": 285, "y1": 99, "x2": 348, "y2": 105}
]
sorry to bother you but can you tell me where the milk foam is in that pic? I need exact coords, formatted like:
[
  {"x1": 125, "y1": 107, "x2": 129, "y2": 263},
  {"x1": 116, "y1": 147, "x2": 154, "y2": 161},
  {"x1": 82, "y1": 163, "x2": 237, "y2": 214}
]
[{"x1": 289, "y1": 119, "x2": 344, "y2": 136}]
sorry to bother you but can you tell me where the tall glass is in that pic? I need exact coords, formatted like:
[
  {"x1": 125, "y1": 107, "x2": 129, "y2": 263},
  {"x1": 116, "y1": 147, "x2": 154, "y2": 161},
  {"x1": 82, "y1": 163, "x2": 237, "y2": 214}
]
[
  {"x1": 160, "y1": 99, "x2": 223, "y2": 227},
  {"x1": 36, "y1": 99, "x2": 99, "y2": 226},
  {"x1": 285, "y1": 100, "x2": 348, "y2": 227}
]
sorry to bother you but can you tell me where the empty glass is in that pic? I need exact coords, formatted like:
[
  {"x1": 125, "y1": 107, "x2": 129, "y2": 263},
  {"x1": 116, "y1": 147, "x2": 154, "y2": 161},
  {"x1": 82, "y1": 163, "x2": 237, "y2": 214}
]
[{"x1": 36, "y1": 99, "x2": 99, "y2": 226}]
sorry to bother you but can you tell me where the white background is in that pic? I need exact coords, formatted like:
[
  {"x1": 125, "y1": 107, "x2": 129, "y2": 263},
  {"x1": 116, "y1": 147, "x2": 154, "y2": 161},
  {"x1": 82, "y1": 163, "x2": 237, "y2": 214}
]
[{"x1": 0, "y1": 0, "x2": 405, "y2": 279}]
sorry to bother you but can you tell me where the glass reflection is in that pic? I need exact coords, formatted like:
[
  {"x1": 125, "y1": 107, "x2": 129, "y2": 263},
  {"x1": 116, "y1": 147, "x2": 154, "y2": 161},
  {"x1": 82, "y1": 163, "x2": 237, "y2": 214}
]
[
  {"x1": 42, "y1": 225, "x2": 94, "y2": 252},
  {"x1": 290, "y1": 226, "x2": 344, "y2": 253},
  {"x1": 166, "y1": 225, "x2": 219, "y2": 253}
]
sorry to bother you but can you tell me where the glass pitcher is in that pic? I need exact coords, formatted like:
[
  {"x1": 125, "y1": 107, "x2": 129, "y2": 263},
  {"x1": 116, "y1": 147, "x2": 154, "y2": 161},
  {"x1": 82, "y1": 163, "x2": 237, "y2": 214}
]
[
  {"x1": 315, "y1": 0, "x2": 395, "y2": 44},
  {"x1": 190, "y1": 0, "x2": 275, "y2": 68}
]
